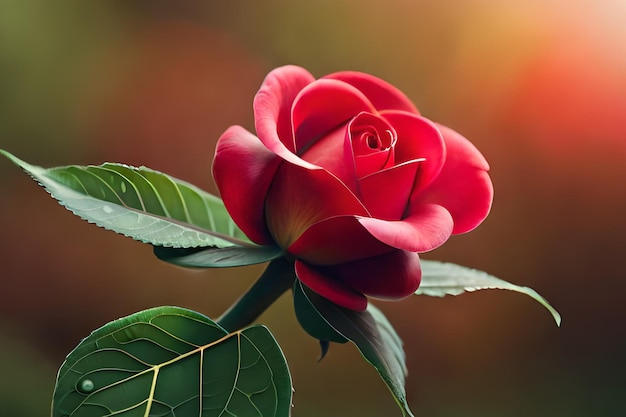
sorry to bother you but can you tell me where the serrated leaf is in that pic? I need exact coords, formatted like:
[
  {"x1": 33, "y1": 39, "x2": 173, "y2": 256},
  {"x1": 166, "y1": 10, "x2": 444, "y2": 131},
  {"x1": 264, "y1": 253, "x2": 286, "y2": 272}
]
[
  {"x1": 299, "y1": 284, "x2": 413, "y2": 417},
  {"x1": 417, "y1": 260, "x2": 561, "y2": 326},
  {"x1": 1, "y1": 150, "x2": 254, "y2": 249},
  {"x1": 154, "y1": 245, "x2": 284, "y2": 268},
  {"x1": 52, "y1": 306, "x2": 292, "y2": 417}
]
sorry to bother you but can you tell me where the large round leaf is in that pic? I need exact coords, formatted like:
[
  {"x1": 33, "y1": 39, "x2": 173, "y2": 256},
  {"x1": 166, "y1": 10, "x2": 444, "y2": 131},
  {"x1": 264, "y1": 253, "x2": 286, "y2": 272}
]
[{"x1": 52, "y1": 306, "x2": 292, "y2": 417}]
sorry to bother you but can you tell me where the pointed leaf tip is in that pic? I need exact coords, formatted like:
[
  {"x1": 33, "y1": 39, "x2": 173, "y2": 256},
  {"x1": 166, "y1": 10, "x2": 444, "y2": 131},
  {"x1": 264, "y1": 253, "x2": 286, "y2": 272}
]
[
  {"x1": 2, "y1": 149, "x2": 256, "y2": 250},
  {"x1": 417, "y1": 260, "x2": 561, "y2": 326},
  {"x1": 297, "y1": 285, "x2": 413, "y2": 416}
]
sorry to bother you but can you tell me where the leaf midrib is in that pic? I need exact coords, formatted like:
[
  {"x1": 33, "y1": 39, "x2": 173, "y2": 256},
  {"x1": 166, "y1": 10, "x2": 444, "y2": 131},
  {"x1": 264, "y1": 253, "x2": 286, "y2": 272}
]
[{"x1": 47, "y1": 167, "x2": 256, "y2": 248}]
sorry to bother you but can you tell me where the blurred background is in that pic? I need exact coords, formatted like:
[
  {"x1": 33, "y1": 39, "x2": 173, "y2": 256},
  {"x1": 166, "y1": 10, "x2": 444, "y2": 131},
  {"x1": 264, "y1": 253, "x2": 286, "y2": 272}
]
[{"x1": 1, "y1": 1, "x2": 625, "y2": 416}]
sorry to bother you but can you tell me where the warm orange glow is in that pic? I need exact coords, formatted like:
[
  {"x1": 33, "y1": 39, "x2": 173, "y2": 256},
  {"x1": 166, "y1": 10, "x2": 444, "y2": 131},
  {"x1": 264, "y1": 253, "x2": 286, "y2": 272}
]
[{"x1": 1, "y1": 1, "x2": 625, "y2": 415}]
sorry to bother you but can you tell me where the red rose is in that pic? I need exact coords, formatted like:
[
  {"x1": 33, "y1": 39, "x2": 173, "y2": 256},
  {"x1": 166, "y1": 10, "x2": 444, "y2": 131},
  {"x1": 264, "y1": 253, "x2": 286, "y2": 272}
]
[{"x1": 213, "y1": 65, "x2": 493, "y2": 311}]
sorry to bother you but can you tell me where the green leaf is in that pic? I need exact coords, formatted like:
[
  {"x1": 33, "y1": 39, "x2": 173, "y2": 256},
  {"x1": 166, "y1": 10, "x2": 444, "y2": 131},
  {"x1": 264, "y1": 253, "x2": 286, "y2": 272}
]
[
  {"x1": 154, "y1": 245, "x2": 283, "y2": 268},
  {"x1": 417, "y1": 260, "x2": 561, "y2": 326},
  {"x1": 292, "y1": 280, "x2": 348, "y2": 349},
  {"x1": 299, "y1": 285, "x2": 413, "y2": 417},
  {"x1": 52, "y1": 306, "x2": 292, "y2": 417},
  {"x1": 1, "y1": 149, "x2": 253, "y2": 249}
]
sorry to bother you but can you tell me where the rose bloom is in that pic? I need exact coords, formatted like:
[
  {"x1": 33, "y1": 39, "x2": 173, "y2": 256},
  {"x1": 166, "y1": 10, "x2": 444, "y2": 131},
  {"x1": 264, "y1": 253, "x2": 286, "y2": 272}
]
[{"x1": 213, "y1": 65, "x2": 493, "y2": 311}]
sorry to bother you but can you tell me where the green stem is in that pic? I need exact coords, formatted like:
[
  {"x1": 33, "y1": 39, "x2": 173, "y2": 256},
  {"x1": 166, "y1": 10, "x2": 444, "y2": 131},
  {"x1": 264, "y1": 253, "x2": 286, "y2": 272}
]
[{"x1": 217, "y1": 258, "x2": 295, "y2": 332}]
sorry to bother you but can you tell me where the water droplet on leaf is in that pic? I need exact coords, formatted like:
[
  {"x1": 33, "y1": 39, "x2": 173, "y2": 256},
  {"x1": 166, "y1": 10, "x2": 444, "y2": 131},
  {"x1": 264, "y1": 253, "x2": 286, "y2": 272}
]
[
  {"x1": 102, "y1": 205, "x2": 113, "y2": 214},
  {"x1": 79, "y1": 379, "x2": 95, "y2": 393}
]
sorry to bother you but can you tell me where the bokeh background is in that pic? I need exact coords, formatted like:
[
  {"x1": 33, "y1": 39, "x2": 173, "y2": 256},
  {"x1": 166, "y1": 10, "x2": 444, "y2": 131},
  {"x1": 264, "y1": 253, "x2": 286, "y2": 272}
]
[{"x1": 1, "y1": 1, "x2": 625, "y2": 416}]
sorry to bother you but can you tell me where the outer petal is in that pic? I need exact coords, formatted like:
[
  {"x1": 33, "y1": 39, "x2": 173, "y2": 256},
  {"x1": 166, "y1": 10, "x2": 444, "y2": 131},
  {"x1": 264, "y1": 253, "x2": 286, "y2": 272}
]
[
  {"x1": 413, "y1": 124, "x2": 493, "y2": 234},
  {"x1": 295, "y1": 260, "x2": 368, "y2": 311},
  {"x1": 253, "y1": 65, "x2": 317, "y2": 169},
  {"x1": 323, "y1": 71, "x2": 419, "y2": 114},
  {"x1": 358, "y1": 203, "x2": 454, "y2": 252},
  {"x1": 265, "y1": 161, "x2": 370, "y2": 249},
  {"x1": 287, "y1": 216, "x2": 394, "y2": 265},
  {"x1": 292, "y1": 79, "x2": 375, "y2": 154},
  {"x1": 382, "y1": 111, "x2": 446, "y2": 193},
  {"x1": 212, "y1": 125, "x2": 280, "y2": 245},
  {"x1": 290, "y1": 201, "x2": 453, "y2": 264},
  {"x1": 336, "y1": 250, "x2": 422, "y2": 300}
]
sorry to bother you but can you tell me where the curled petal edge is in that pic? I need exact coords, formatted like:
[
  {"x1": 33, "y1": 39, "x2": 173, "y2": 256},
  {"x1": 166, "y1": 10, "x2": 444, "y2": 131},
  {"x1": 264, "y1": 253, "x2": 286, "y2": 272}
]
[
  {"x1": 212, "y1": 126, "x2": 280, "y2": 245},
  {"x1": 253, "y1": 65, "x2": 318, "y2": 170},
  {"x1": 358, "y1": 204, "x2": 454, "y2": 253},
  {"x1": 414, "y1": 124, "x2": 493, "y2": 234}
]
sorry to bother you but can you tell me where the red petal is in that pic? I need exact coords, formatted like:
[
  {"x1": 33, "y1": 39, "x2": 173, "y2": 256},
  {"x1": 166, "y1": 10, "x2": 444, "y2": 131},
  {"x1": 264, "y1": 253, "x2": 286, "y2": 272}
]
[
  {"x1": 287, "y1": 216, "x2": 394, "y2": 265},
  {"x1": 253, "y1": 65, "x2": 317, "y2": 168},
  {"x1": 358, "y1": 203, "x2": 454, "y2": 252},
  {"x1": 299, "y1": 123, "x2": 358, "y2": 193},
  {"x1": 414, "y1": 124, "x2": 493, "y2": 234},
  {"x1": 295, "y1": 260, "x2": 368, "y2": 311},
  {"x1": 292, "y1": 79, "x2": 374, "y2": 154},
  {"x1": 381, "y1": 111, "x2": 446, "y2": 193},
  {"x1": 323, "y1": 71, "x2": 419, "y2": 114},
  {"x1": 358, "y1": 159, "x2": 422, "y2": 220},
  {"x1": 348, "y1": 112, "x2": 397, "y2": 178},
  {"x1": 336, "y1": 250, "x2": 422, "y2": 300},
  {"x1": 265, "y1": 162, "x2": 369, "y2": 249},
  {"x1": 212, "y1": 126, "x2": 280, "y2": 245}
]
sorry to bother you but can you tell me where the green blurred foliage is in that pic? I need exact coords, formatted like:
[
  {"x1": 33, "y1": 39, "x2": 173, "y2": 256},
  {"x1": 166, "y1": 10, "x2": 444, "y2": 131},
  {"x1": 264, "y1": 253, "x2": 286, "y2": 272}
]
[
  {"x1": 0, "y1": 320, "x2": 56, "y2": 417},
  {"x1": 1, "y1": 1, "x2": 625, "y2": 416}
]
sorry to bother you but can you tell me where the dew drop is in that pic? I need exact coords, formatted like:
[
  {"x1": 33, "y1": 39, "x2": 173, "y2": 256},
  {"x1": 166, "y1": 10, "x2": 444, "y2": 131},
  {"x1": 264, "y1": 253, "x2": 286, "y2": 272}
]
[
  {"x1": 79, "y1": 379, "x2": 95, "y2": 393},
  {"x1": 120, "y1": 182, "x2": 127, "y2": 193},
  {"x1": 102, "y1": 205, "x2": 113, "y2": 214}
]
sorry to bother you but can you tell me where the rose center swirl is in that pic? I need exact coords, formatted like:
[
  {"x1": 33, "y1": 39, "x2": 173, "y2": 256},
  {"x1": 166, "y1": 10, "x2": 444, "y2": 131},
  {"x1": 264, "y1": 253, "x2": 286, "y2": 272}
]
[{"x1": 349, "y1": 113, "x2": 397, "y2": 178}]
